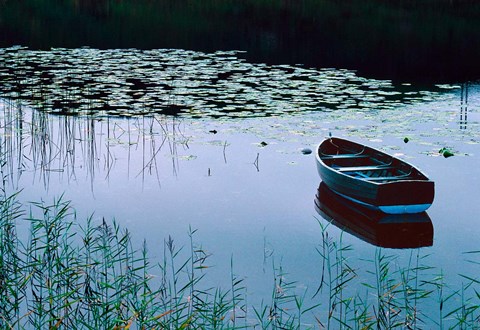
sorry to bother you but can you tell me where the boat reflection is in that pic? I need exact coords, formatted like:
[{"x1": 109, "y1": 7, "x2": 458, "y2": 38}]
[{"x1": 314, "y1": 182, "x2": 434, "y2": 249}]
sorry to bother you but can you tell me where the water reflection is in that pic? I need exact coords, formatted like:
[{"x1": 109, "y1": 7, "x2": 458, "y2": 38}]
[
  {"x1": 0, "y1": 99, "x2": 189, "y2": 193},
  {"x1": 314, "y1": 182, "x2": 434, "y2": 249}
]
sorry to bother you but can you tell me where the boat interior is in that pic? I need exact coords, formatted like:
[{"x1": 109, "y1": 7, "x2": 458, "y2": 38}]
[{"x1": 320, "y1": 139, "x2": 427, "y2": 182}]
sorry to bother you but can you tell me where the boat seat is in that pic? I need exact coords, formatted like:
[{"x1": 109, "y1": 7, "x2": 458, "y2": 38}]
[
  {"x1": 337, "y1": 165, "x2": 394, "y2": 172},
  {"x1": 321, "y1": 154, "x2": 368, "y2": 159},
  {"x1": 362, "y1": 175, "x2": 412, "y2": 181}
]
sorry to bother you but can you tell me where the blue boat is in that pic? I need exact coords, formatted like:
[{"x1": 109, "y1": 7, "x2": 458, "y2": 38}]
[{"x1": 316, "y1": 137, "x2": 434, "y2": 214}]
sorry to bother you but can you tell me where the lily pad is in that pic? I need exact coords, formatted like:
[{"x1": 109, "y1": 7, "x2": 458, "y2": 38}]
[
  {"x1": 0, "y1": 47, "x2": 452, "y2": 119},
  {"x1": 439, "y1": 147, "x2": 455, "y2": 158}
]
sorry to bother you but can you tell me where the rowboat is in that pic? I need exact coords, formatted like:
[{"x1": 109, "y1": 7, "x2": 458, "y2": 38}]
[
  {"x1": 315, "y1": 183, "x2": 434, "y2": 249},
  {"x1": 316, "y1": 137, "x2": 434, "y2": 214}
]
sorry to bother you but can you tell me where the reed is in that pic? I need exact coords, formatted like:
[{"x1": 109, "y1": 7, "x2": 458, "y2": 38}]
[
  {"x1": 252, "y1": 260, "x2": 303, "y2": 329},
  {"x1": 1, "y1": 190, "x2": 480, "y2": 328},
  {"x1": 0, "y1": 98, "x2": 191, "y2": 194},
  {"x1": 312, "y1": 222, "x2": 356, "y2": 329},
  {"x1": 0, "y1": 191, "x2": 246, "y2": 328}
]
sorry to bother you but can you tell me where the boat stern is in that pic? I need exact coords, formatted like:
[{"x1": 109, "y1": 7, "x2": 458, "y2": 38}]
[{"x1": 376, "y1": 180, "x2": 435, "y2": 214}]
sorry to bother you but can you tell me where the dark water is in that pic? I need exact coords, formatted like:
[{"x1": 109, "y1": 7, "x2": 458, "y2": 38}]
[{"x1": 2, "y1": 0, "x2": 480, "y2": 83}]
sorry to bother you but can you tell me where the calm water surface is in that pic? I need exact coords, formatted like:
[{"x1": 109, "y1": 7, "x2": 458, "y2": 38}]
[{"x1": 1, "y1": 47, "x2": 480, "y2": 326}]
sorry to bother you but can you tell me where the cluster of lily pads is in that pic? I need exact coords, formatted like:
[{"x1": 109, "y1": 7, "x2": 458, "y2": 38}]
[{"x1": 0, "y1": 46, "x2": 445, "y2": 118}]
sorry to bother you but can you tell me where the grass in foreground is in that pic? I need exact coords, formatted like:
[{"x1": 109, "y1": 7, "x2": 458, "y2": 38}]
[{"x1": 1, "y1": 192, "x2": 480, "y2": 329}]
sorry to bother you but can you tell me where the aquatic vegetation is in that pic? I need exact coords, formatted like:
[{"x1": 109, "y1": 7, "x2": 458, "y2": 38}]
[
  {"x1": 0, "y1": 43, "x2": 478, "y2": 330},
  {"x1": 2, "y1": 0, "x2": 480, "y2": 82},
  {"x1": 0, "y1": 193, "x2": 249, "y2": 328},
  {"x1": 439, "y1": 147, "x2": 455, "y2": 158},
  {"x1": 0, "y1": 189, "x2": 480, "y2": 328},
  {"x1": 0, "y1": 47, "x2": 452, "y2": 119}
]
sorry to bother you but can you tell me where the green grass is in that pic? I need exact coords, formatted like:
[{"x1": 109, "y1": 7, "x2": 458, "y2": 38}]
[
  {"x1": 0, "y1": 193, "x2": 248, "y2": 329},
  {"x1": 1, "y1": 190, "x2": 480, "y2": 328}
]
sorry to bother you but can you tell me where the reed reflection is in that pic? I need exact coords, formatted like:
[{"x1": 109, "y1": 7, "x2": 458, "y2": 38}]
[
  {"x1": 0, "y1": 99, "x2": 189, "y2": 193},
  {"x1": 460, "y1": 82, "x2": 469, "y2": 130},
  {"x1": 314, "y1": 182, "x2": 434, "y2": 249}
]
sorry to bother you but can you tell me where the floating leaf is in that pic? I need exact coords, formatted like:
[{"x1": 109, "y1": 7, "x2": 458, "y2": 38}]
[
  {"x1": 443, "y1": 150, "x2": 454, "y2": 158},
  {"x1": 179, "y1": 155, "x2": 198, "y2": 161},
  {"x1": 0, "y1": 47, "x2": 451, "y2": 119},
  {"x1": 439, "y1": 147, "x2": 454, "y2": 158}
]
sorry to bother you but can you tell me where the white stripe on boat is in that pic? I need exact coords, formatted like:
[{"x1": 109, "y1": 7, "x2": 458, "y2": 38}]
[{"x1": 378, "y1": 204, "x2": 431, "y2": 214}]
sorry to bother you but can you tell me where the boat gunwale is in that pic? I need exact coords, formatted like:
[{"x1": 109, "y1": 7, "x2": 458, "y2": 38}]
[{"x1": 316, "y1": 137, "x2": 433, "y2": 186}]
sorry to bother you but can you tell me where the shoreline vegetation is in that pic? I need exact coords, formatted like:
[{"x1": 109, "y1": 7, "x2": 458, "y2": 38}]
[
  {"x1": 1, "y1": 190, "x2": 480, "y2": 329},
  {"x1": 1, "y1": 0, "x2": 480, "y2": 83}
]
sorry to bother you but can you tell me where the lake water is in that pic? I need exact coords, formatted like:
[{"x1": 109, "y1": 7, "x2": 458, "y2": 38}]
[{"x1": 1, "y1": 47, "x2": 480, "y2": 327}]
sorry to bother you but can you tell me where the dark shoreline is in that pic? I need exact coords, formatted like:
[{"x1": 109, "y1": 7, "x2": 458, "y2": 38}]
[{"x1": 1, "y1": 0, "x2": 480, "y2": 83}]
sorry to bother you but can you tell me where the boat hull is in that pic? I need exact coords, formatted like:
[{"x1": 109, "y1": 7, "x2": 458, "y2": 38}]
[{"x1": 316, "y1": 137, "x2": 435, "y2": 214}]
